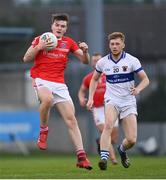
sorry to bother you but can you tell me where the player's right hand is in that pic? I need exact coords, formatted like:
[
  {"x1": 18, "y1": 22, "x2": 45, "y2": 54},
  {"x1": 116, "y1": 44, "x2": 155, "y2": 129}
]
[
  {"x1": 79, "y1": 98, "x2": 87, "y2": 107},
  {"x1": 86, "y1": 99, "x2": 93, "y2": 111},
  {"x1": 38, "y1": 37, "x2": 54, "y2": 51}
]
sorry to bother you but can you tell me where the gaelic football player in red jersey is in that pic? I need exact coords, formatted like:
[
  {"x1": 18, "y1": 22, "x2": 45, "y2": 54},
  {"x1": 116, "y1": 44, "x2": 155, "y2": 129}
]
[
  {"x1": 78, "y1": 53, "x2": 119, "y2": 165},
  {"x1": 23, "y1": 13, "x2": 92, "y2": 170}
]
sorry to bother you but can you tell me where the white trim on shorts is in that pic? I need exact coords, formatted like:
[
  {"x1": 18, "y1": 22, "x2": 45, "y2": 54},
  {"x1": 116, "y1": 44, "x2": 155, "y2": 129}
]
[
  {"x1": 92, "y1": 107, "x2": 105, "y2": 126},
  {"x1": 105, "y1": 99, "x2": 138, "y2": 120},
  {"x1": 33, "y1": 78, "x2": 73, "y2": 105},
  {"x1": 92, "y1": 106, "x2": 119, "y2": 127}
]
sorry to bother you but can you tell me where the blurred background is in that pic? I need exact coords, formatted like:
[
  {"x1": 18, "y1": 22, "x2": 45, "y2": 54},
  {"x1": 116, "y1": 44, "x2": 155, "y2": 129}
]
[{"x1": 0, "y1": 0, "x2": 166, "y2": 156}]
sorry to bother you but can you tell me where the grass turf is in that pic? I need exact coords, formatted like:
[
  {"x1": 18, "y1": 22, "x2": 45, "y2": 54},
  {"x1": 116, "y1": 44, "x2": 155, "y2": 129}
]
[{"x1": 0, "y1": 153, "x2": 166, "y2": 179}]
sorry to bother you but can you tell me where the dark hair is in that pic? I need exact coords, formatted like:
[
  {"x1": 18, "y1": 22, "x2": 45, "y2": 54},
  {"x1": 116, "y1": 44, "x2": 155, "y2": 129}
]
[
  {"x1": 51, "y1": 13, "x2": 69, "y2": 24},
  {"x1": 108, "y1": 32, "x2": 125, "y2": 42}
]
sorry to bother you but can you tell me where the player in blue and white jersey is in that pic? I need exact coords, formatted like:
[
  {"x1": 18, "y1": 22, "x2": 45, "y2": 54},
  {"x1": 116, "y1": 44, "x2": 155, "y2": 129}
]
[{"x1": 87, "y1": 32, "x2": 149, "y2": 170}]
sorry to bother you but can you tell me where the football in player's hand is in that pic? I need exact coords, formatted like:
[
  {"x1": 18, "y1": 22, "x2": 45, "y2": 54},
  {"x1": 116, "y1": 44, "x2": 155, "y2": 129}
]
[{"x1": 40, "y1": 32, "x2": 58, "y2": 51}]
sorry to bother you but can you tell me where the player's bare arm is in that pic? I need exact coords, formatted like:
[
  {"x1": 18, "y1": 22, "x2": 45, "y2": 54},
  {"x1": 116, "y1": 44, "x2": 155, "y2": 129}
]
[
  {"x1": 23, "y1": 46, "x2": 39, "y2": 62},
  {"x1": 74, "y1": 42, "x2": 90, "y2": 64},
  {"x1": 130, "y1": 70, "x2": 150, "y2": 96},
  {"x1": 87, "y1": 71, "x2": 101, "y2": 110},
  {"x1": 23, "y1": 37, "x2": 55, "y2": 62},
  {"x1": 78, "y1": 84, "x2": 88, "y2": 107}
]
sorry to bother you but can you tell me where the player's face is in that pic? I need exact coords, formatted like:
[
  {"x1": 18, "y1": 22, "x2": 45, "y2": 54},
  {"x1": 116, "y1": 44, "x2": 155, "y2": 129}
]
[
  {"x1": 91, "y1": 55, "x2": 102, "y2": 68},
  {"x1": 109, "y1": 38, "x2": 125, "y2": 56},
  {"x1": 51, "y1": 20, "x2": 68, "y2": 39}
]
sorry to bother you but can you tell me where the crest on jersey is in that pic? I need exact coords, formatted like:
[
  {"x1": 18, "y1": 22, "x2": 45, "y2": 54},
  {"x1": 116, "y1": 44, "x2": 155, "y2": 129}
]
[
  {"x1": 60, "y1": 42, "x2": 67, "y2": 49},
  {"x1": 122, "y1": 66, "x2": 128, "y2": 72}
]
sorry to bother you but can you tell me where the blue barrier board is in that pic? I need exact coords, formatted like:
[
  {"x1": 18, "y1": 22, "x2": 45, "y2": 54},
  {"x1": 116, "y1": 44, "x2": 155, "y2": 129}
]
[{"x1": 0, "y1": 111, "x2": 39, "y2": 142}]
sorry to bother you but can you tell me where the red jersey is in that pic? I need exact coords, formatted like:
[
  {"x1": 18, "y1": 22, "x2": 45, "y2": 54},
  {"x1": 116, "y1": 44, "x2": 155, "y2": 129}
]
[
  {"x1": 30, "y1": 35, "x2": 79, "y2": 83},
  {"x1": 83, "y1": 72, "x2": 106, "y2": 107}
]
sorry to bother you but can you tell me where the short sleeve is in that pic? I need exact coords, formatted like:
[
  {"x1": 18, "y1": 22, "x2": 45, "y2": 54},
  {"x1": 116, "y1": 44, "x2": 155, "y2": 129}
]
[
  {"x1": 70, "y1": 38, "x2": 79, "y2": 52},
  {"x1": 95, "y1": 59, "x2": 103, "y2": 73},
  {"x1": 82, "y1": 73, "x2": 92, "y2": 89},
  {"x1": 133, "y1": 58, "x2": 143, "y2": 73},
  {"x1": 83, "y1": 76, "x2": 89, "y2": 89},
  {"x1": 32, "y1": 36, "x2": 40, "y2": 48}
]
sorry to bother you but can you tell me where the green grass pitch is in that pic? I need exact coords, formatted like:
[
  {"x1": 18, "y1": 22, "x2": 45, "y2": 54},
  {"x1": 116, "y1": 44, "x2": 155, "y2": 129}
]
[{"x1": 0, "y1": 152, "x2": 166, "y2": 179}]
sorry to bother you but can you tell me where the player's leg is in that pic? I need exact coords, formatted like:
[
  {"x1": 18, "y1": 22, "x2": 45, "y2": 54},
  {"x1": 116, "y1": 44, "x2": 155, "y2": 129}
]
[
  {"x1": 92, "y1": 107, "x2": 104, "y2": 155},
  {"x1": 36, "y1": 86, "x2": 54, "y2": 150},
  {"x1": 96, "y1": 124, "x2": 118, "y2": 165},
  {"x1": 98, "y1": 104, "x2": 118, "y2": 170},
  {"x1": 109, "y1": 143, "x2": 117, "y2": 165},
  {"x1": 94, "y1": 107, "x2": 118, "y2": 165},
  {"x1": 110, "y1": 122, "x2": 119, "y2": 164},
  {"x1": 56, "y1": 101, "x2": 92, "y2": 170},
  {"x1": 95, "y1": 124, "x2": 104, "y2": 155},
  {"x1": 122, "y1": 114, "x2": 137, "y2": 150},
  {"x1": 111, "y1": 121, "x2": 119, "y2": 145},
  {"x1": 118, "y1": 114, "x2": 137, "y2": 168}
]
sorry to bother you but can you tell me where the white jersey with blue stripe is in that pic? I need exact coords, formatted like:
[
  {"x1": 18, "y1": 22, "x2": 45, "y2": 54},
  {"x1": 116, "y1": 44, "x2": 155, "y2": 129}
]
[{"x1": 95, "y1": 51, "x2": 143, "y2": 106}]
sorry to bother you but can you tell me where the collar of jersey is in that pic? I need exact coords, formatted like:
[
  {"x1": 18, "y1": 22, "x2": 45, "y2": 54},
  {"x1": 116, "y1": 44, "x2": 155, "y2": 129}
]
[{"x1": 109, "y1": 51, "x2": 126, "y2": 64}]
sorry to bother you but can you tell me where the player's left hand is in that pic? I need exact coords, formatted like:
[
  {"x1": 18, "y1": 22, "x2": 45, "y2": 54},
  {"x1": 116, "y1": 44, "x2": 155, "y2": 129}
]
[
  {"x1": 78, "y1": 42, "x2": 88, "y2": 53},
  {"x1": 130, "y1": 86, "x2": 140, "y2": 96}
]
